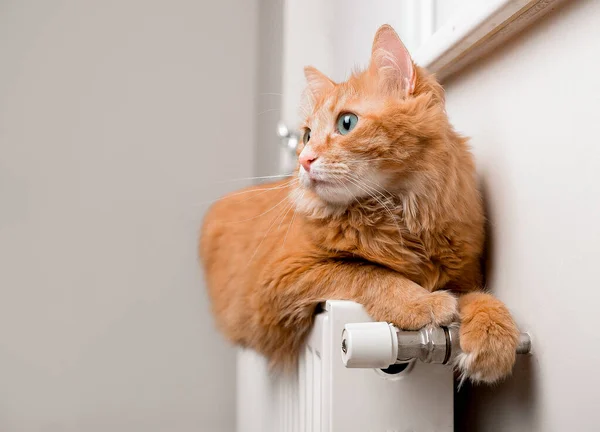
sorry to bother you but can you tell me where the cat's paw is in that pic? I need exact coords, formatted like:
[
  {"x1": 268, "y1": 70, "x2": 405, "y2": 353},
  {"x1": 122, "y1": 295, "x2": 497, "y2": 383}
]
[
  {"x1": 391, "y1": 290, "x2": 458, "y2": 330},
  {"x1": 455, "y1": 293, "x2": 520, "y2": 384},
  {"x1": 426, "y1": 290, "x2": 459, "y2": 326}
]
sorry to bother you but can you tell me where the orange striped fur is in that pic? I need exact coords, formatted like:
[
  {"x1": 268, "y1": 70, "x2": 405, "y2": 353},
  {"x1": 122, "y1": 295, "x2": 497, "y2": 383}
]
[{"x1": 200, "y1": 25, "x2": 519, "y2": 383}]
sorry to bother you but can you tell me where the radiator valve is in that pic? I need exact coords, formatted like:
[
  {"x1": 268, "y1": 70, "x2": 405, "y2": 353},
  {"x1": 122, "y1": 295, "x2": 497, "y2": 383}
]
[{"x1": 341, "y1": 322, "x2": 531, "y2": 369}]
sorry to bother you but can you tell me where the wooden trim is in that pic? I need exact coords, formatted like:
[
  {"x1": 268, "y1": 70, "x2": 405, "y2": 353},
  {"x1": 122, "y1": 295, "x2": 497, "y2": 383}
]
[{"x1": 414, "y1": 0, "x2": 565, "y2": 81}]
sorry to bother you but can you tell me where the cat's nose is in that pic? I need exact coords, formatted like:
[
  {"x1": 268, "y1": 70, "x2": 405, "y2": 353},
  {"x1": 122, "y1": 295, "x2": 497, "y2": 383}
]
[{"x1": 299, "y1": 150, "x2": 318, "y2": 172}]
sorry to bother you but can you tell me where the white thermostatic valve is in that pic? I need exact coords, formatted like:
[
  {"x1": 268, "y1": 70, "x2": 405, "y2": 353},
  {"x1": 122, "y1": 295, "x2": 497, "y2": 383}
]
[{"x1": 341, "y1": 322, "x2": 398, "y2": 368}]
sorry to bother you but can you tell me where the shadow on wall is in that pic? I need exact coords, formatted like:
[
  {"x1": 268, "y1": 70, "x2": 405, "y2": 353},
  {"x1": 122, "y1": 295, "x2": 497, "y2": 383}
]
[
  {"x1": 453, "y1": 176, "x2": 539, "y2": 431},
  {"x1": 454, "y1": 356, "x2": 538, "y2": 431}
]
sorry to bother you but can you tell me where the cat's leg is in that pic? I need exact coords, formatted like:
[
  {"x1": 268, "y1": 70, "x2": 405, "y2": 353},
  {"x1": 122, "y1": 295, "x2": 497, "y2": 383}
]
[
  {"x1": 455, "y1": 291, "x2": 520, "y2": 383},
  {"x1": 358, "y1": 270, "x2": 458, "y2": 330},
  {"x1": 250, "y1": 259, "x2": 458, "y2": 367}
]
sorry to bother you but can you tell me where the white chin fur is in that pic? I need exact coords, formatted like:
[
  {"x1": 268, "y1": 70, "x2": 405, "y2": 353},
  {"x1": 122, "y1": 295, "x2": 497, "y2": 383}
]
[
  {"x1": 297, "y1": 165, "x2": 382, "y2": 205},
  {"x1": 290, "y1": 185, "x2": 347, "y2": 219},
  {"x1": 313, "y1": 182, "x2": 356, "y2": 205},
  {"x1": 293, "y1": 168, "x2": 355, "y2": 216}
]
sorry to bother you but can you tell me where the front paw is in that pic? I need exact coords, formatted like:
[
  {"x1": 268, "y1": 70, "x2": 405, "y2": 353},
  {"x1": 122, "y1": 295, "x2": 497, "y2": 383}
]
[
  {"x1": 385, "y1": 290, "x2": 458, "y2": 330},
  {"x1": 455, "y1": 293, "x2": 520, "y2": 384}
]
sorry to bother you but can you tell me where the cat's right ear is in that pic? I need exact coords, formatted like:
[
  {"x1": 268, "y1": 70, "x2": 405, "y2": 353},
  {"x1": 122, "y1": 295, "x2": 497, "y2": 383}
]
[
  {"x1": 369, "y1": 24, "x2": 416, "y2": 97},
  {"x1": 303, "y1": 66, "x2": 335, "y2": 100}
]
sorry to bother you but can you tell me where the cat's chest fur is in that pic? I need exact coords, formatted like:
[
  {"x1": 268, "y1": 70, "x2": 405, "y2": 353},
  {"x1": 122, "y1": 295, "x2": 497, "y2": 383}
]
[{"x1": 305, "y1": 204, "x2": 457, "y2": 290}]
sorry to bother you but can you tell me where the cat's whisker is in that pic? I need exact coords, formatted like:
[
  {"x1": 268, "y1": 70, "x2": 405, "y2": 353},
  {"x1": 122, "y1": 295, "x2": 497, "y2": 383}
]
[
  {"x1": 206, "y1": 179, "x2": 296, "y2": 225},
  {"x1": 345, "y1": 172, "x2": 395, "y2": 200},
  {"x1": 317, "y1": 170, "x2": 395, "y2": 202},
  {"x1": 277, "y1": 195, "x2": 296, "y2": 232},
  {"x1": 282, "y1": 191, "x2": 304, "y2": 249},
  {"x1": 221, "y1": 178, "x2": 298, "y2": 210},
  {"x1": 196, "y1": 178, "x2": 298, "y2": 208},
  {"x1": 333, "y1": 177, "x2": 366, "y2": 212},
  {"x1": 335, "y1": 156, "x2": 410, "y2": 165},
  {"x1": 221, "y1": 187, "x2": 294, "y2": 225},
  {"x1": 325, "y1": 162, "x2": 350, "y2": 169},
  {"x1": 357, "y1": 175, "x2": 397, "y2": 201},
  {"x1": 259, "y1": 92, "x2": 283, "y2": 96},
  {"x1": 312, "y1": 171, "x2": 350, "y2": 178},
  {"x1": 215, "y1": 173, "x2": 295, "y2": 184},
  {"x1": 341, "y1": 172, "x2": 384, "y2": 200},
  {"x1": 246, "y1": 195, "x2": 295, "y2": 269},
  {"x1": 342, "y1": 175, "x2": 388, "y2": 210},
  {"x1": 312, "y1": 167, "x2": 350, "y2": 174},
  {"x1": 348, "y1": 175, "x2": 397, "y2": 212},
  {"x1": 257, "y1": 108, "x2": 280, "y2": 116}
]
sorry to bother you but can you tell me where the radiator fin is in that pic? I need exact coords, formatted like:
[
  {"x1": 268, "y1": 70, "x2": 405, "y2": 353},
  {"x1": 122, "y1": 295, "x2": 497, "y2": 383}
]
[{"x1": 277, "y1": 344, "x2": 321, "y2": 431}]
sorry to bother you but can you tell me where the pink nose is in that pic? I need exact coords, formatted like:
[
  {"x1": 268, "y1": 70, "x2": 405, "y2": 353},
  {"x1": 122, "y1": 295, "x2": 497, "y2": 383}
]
[{"x1": 299, "y1": 150, "x2": 318, "y2": 172}]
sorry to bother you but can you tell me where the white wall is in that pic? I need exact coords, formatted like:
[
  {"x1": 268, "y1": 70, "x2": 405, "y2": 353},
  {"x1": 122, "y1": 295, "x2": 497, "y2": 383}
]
[
  {"x1": 280, "y1": 0, "x2": 423, "y2": 131},
  {"x1": 256, "y1": 0, "x2": 284, "y2": 177},
  {"x1": 327, "y1": 0, "x2": 418, "y2": 81},
  {"x1": 0, "y1": 1, "x2": 257, "y2": 431},
  {"x1": 444, "y1": 1, "x2": 600, "y2": 430},
  {"x1": 281, "y1": 0, "x2": 334, "y2": 127}
]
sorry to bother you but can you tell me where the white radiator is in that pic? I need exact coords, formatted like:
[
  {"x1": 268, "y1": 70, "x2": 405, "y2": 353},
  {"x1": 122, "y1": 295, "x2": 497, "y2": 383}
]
[{"x1": 237, "y1": 300, "x2": 454, "y2": 432}]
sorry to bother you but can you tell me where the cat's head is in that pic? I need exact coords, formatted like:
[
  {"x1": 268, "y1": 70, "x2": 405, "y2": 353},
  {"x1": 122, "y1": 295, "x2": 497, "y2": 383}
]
[{"x1": 292, "y1": 25, "x2": 449, "y2": 217}]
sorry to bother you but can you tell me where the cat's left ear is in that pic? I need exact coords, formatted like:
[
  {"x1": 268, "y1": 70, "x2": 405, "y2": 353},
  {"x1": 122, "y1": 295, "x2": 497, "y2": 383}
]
[
  {"x1": 369, "y1": 25, "x2": 416, "y2": 96},
  {"x1": 304, "y1": 66, "x2": 335, "y2": 100}
]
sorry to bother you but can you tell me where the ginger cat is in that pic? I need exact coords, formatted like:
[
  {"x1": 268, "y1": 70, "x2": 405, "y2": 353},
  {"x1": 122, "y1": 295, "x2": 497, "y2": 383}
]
[{"x1": 200, "y1": 25, "x2": 519, "y2": 383}]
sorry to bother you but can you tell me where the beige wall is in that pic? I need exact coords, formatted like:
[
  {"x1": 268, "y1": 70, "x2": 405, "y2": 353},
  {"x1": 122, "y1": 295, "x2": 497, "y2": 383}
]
[
  {"x1": 444, "y1": 1, "x2": 600, "y2": 430},
  {"x1": 0, "y1": 1, "x2": 257, "y2": 431}
]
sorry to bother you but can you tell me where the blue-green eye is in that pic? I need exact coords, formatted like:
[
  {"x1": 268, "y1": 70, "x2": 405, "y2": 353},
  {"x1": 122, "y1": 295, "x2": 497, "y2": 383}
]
[
  {"x1": 303, "y1": 129, "x2": 311, "y2": 144},
  {"x1": 337, "y1": 113, "x2": 358, "y2": 135}
]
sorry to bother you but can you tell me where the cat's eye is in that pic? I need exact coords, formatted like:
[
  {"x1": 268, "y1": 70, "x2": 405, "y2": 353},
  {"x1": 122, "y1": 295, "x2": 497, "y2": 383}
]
[
  {"x1": 337, "y1": 113, "x2": 358, "y2": 135},
  {"x1": 303, "y1": 129, "x2": 311, "y2": 144}
]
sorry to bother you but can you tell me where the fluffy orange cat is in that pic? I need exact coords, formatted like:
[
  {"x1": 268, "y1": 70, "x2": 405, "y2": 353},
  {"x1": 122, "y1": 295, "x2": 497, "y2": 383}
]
[{"x1": 200, "y1": 25, "x2": 519, "y2": 383}]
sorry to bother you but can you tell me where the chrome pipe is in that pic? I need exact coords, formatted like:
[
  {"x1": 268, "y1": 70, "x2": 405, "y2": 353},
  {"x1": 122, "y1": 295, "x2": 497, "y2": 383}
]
[{"x1": 341, "y1": 322, "x2": 531, "y2": 369}]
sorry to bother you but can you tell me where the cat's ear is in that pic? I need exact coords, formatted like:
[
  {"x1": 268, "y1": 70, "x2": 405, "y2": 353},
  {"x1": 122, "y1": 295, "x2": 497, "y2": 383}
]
[
  {"x1": 304, "y1": 66, "x2": 335, "y2": 99},
  {"x1": 369, "y1": 25, "x2": 416, "y2": 96}
]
